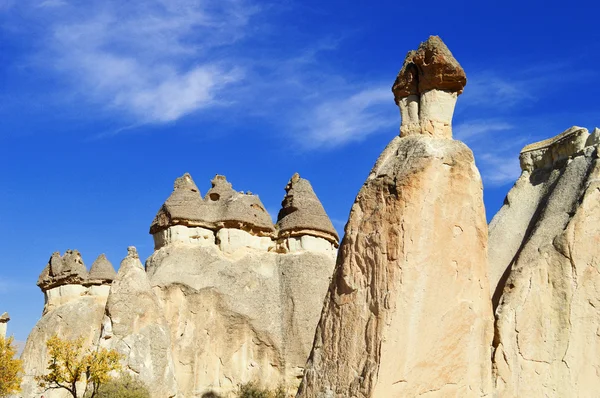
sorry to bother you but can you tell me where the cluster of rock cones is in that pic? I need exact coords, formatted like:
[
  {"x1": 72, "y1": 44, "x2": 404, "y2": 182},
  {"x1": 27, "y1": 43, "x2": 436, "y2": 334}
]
[{"x1": 14, "y1": 36, "x2": 600, "y2": 397}]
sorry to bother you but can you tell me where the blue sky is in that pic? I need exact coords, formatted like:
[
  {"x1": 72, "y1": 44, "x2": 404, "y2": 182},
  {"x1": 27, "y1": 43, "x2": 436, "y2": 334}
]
[{"x1": 0, "y1": 0, "x2": 598, "y2": 341}]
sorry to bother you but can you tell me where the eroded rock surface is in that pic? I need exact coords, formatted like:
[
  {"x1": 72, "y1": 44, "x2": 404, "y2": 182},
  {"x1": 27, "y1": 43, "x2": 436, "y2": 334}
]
[
  {"x1": 100, "y1": 247, "x2": 178, "y2": 398},
  {"x1": 490, "y1": 126, "x2": 600, "y2": 397},
  {"x1": 297, "y1": 36, "x2": 493, "y2": 398},
  {"x1": 21, "y1": 251, "x2": 115, "y2": 398},
  {"x1": 145, "y1": 173, "x2": 337, "y2": 396}
]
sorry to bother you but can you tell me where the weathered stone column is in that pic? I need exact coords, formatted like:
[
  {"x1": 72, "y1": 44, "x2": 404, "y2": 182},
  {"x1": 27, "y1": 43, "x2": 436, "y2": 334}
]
[
  {"x1": 297, "y1": 36, "x2": 493, "y2": 398},
  {"x1": 0, "y1": 312, "x2": 9, "y2": 339}
]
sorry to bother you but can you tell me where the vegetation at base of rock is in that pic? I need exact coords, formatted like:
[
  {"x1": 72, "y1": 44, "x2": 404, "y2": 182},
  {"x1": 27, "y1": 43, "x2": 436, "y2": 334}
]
[
  {"x1": 0, "y1": 336, "x2": 23, "y2": 397},
  {"x1": 36, "y1": 334, "x2": 123, "y2": 398},
  {"x1": 236, "y1": 382, "x2": 287, "y2": 398},
  {"x1": 84, "y1": 373, "x2": 150, "y2": 398}
]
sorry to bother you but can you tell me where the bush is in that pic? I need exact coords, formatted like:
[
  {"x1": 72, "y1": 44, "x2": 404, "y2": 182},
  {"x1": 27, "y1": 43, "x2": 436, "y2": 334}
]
[
  {"x1": 236, "y1": 382, "x2": 287, "y2": 398},
  {"x1": 86, "y1": 373, "x2": 150, "y2": 398}
]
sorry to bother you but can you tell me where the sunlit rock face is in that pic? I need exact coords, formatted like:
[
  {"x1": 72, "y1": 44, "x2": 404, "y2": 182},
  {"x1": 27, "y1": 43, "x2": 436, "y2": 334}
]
[
  {"x1": 144, "y1": 173, "x2": 339, "y2": 397},
  {"x1": 21, "y1": 252, "x2": 117, "y2": 398},
  {"x1": 297, "y1": 36, "x2": 494, "y2": 398},
  {"x1": 489, "y1": 126, "x2": 600, "y2": 397}
]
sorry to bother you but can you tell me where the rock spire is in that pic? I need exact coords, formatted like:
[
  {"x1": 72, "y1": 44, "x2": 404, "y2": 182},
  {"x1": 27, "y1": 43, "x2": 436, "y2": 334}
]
[
  {"x1": 276, "y1": 173, "x2": 339, "y2": 245},
  {"x1": 297, "y1": 36, "x2": 493, "y2": 398},
  {"x1": 88, "y1": 254, "x2": 117, "y2": 283}
]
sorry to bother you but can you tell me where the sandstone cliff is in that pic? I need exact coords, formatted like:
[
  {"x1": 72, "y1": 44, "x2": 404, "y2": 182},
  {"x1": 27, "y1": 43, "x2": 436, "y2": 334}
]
[
  {"x1": 490, "y1": 126, "x2": 600, "y2": 397},
  {"x1": 297, "y1": 36, "x2": 494, "y2": 398}
]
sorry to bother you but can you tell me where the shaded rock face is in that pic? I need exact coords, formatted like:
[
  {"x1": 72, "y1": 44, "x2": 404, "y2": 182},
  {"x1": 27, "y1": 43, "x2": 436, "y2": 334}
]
[
  {"x1": 489, "y1": 126, "x2": 600, "y2": 397},
  {"x1": 100, "y1": 247, "x2": 178, "y2": 398},
  {"x1": 298, "y1": 36, "x2": 493, "y2": 398}
]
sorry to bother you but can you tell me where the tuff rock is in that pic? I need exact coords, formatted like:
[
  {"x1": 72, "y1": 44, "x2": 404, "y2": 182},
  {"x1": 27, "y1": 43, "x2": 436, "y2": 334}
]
[
  {"x1": 297, "y1": 35, "x2": 494, "y2": 398},
  {"x1": 21, "y1": 173, "x2": 338, "y2": 398},
  {"x1": 490, "y1": 126, "x2": 600, "y2": 397}
]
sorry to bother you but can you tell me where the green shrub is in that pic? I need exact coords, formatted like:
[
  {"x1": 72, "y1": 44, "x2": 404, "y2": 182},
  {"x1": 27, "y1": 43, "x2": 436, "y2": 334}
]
[
  {"x1": 85, "y1": 373, "x2": 150, "y2": 398},
  {"x1": 236, "y1": 382, "x2": 287, "y2": 398}
]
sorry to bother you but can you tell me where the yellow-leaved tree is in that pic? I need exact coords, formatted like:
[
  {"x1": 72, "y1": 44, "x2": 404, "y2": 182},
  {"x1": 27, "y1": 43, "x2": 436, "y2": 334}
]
[
  {"x1": 0, "y1": 336, "x2": 23, "y2": 397},
  {"x1": 36, "y1": 334, "x2": 123, "y2": 398}
]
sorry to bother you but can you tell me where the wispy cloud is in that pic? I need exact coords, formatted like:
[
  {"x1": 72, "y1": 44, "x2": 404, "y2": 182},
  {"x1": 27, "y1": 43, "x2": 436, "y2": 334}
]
[
  {"x1": 297, "y1": 87, "x2": 396, "y2": 148},
  {"x1": 454, "y1": 120, "x2": 514, "y2": 142},
  {"x1": 27, "y1": 0, "x2": 256, "y2": 123},
  {"x1": 477, "y1": 152, "x2": 522, "y2": 187}
]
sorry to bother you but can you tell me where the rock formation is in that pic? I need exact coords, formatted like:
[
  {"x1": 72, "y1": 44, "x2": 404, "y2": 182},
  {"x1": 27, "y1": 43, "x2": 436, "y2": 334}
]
[
  {"x1": 100, "y1": 247, "x2": 178, "y2": 398},
  {"x1": 297, "y1": 36, "x2": 494, "y2": 397},
  {"x1": 146, "y1": 173, "x2": 337, "y2": 396},
  {"x1": 489, "y1": 126, "x2": 600, "y2": 397},
  {"x1": 21, "y1": 173, "x2": 338, "y2": 397},
  {"x1": 0, "y1": 312, "x2": 9, "y2": 339},
  {"x1": 21, "y1": 252, "x2": 117, "y2": 398}
]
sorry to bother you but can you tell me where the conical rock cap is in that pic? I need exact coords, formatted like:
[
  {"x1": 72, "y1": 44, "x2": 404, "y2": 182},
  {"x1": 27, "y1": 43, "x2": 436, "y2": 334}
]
[
  {"x1": 276, "y1": 173, "x2": 338, "y2": 244},
  {"x1": 88, "y1": 254, "x2": 117, "y2": 283},
  {"x1": 150, "y1": 173, "x2": 208, "y2": 233}
]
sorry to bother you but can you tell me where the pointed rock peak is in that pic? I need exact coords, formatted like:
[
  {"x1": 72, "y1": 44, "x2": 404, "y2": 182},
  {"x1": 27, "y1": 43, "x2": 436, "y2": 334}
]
[
  {"x1": 127, "y1": 246, "x2": 139, "y2": 259},
  {"x1": 88, "y1": 254, "x2": 117, "y2": 283},
  {"x1": 118, "y1": 246, "x2": 144, "y2": 272},
  {"x1": 150, "y1": 173, "x2": 206, "y2": 234},
  {"x1": 205, "y1": 174, "x2": 235, "y2": 202},
  {"x1": 392, "y1": 35, "x2": 466, "y2": 103},
  {"x1": 173, "y1": 173, "x2": 200, "y2": 194},
  {"x1": 276, "y1": 174, "x2": 339, "y2": 244}
]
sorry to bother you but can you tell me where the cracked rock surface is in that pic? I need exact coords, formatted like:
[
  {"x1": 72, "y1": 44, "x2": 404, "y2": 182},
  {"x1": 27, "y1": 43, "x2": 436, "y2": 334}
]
[{"x1": 490, "y1": 127, "x2": 600, "y2": 397}]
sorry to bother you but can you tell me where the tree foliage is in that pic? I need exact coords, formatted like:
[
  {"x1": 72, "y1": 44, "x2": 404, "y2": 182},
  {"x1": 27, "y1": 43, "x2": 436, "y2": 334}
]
[
  {"x1": 236, "y1": 382, "x2": 287, "y2": 398},
  {"x1": 0, "y1": 336, "x2": 23, "y2": 397},
  {"x1": 85, "y1": 372, "x2": 150, "y2": 398},
  {"x1": 36, "y1": 334, "x2": 122, "y2": 398}
]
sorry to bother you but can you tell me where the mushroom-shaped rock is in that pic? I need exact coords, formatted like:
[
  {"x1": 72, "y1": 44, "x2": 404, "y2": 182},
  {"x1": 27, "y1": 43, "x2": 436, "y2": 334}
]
[
  {"x1": 392, "y1": 36, "x2": 466, "y2": 138},
  {"x1": 37, "y1": 250, "x2": 88, "y2": 291},
  {"x1": 276, "y1": 173, "x2": 338, "y2": 245},
  {"x1": 206, "y1": 175, "x2": 276, "y2": 236},
  {"x1": 0, "y1": 312, "x2": 9, "y2": 338},
  {"x1": 150, "y1": 173, "x2": 207, "y2": 234},
  {"x1": 88, "y1": 254, "x2": 117, "y2": 283}
]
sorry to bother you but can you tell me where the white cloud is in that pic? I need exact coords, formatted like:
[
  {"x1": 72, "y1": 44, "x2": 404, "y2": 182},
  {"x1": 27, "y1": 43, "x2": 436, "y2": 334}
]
[
  {"x1": 454, "y1": 120, "x2": 514, "y2": 142},
  {"x1": 298, "y1": 87, "x2": 396, "y2": 148},
  {"x1": 478, "y1": 153, "x2": 521, "y2": 187},
  {"x1": 32, "y1": 0, "x2": 256, "y2": 123}
]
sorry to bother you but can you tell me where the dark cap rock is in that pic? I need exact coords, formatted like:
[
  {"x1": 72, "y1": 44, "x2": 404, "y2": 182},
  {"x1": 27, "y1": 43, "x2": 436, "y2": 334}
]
[
  {"x1": 392, "y1": 36, "x2": 466, "y2": 103},
  {"x1": 88, "y1": 254, "x2": 117, "y2": 283},
  {"x1": 276, "y1": 173, "x2": 339, "y2": 245}
]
